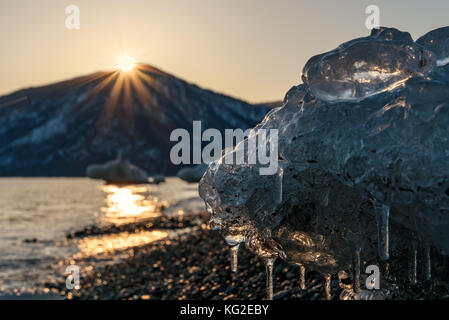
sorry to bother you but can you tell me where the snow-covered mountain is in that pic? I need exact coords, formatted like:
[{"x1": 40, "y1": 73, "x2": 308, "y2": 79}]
[{"x1": 0, "y1": 64, "x2": 272, "y2": 176}]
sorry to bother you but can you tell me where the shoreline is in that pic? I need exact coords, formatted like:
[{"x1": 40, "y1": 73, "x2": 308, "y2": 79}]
[
  {"x1": 53, "y1": 212, "x2": 322, "y2": 300},
  {"x1": 4, "y1": 209, "x2": 448, "y2": 300}
]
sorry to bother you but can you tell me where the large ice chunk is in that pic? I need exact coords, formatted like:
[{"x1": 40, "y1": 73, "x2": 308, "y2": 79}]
[{"x1": 199, "y1": 27, "x2": 449, "y2": 288}]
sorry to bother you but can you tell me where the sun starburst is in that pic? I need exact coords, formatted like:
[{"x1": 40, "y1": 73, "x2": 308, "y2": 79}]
[{"x1": 116, "y1": 55, "x2": 135, "y2": 72}]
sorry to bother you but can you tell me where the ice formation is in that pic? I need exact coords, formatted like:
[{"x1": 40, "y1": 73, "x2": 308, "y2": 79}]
[
  {"x1": 417, "y1": 26, "x2": 449, "y2": 66},
  {"x1": 86, "y1": 152, "x2": 149, "y2": 184},
  {"x1": 199, "y1": 27, "x2": 449, "y2": 299},
  {"x1": 150, "y1": 174, "x2": 166, "y2": 184},
  {"x1": 177, "y1": 164, "x2": 208, "y2": 183},
  {"x1": 302, "y1": 27, "x2": 436, "y2": 102}
]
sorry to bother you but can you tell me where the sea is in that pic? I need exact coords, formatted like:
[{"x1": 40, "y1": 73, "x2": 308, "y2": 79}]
[{"x1": 0, "y1": 177, "x2": 203, "y2": 295}]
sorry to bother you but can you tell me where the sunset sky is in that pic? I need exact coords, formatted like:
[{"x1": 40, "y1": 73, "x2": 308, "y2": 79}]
[{"x1": 1, "y1": 0, "x2": 449, "y2": 102}]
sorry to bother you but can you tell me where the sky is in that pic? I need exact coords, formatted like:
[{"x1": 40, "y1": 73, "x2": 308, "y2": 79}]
[{"x1": 1, "y1": 0, "x2": 449, "y2": 103}]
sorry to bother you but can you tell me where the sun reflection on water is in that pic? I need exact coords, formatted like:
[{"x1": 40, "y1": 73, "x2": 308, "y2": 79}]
[
  {"x1": 73, "y1": 184, "x2": 170, "y2": 258},
  {"x1": 75, "y1": 230, "x2": 168, "y2": 257},
  {"x1": 101, "y1": 185, "x2": 159, "y2": 226}
]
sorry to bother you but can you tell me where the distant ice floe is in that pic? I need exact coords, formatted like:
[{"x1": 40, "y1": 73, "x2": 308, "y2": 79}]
[
  {"x1": 177, "y1": 164, "x2": 207, "y2": 183},
  {"x1": 86, "y1": 152, "x2": 149, "y2": 184}
]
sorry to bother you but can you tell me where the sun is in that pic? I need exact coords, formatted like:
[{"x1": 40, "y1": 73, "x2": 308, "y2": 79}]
[{"x1": 116, "y1": 55, "x2": 135, "y2": 72}]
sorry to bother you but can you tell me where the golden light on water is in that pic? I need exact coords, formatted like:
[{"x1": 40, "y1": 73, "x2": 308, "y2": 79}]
[
  {"x1": 69, "y1": 180, "x2": 202, "y2": 260},
  {"x1": 101, "y1": 185, "x2": 159, "y2": 225},
  {"x1": 76, "y1": 230, "x2": 168, "y2": 257},
  {"x1": 73, "y1": 185, "x2": 169, "y2": 258}
]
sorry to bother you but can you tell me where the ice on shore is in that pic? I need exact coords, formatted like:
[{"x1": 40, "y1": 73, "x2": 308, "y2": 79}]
[{"x1": 199, "y1": 26, "x2": 449, "y2": 299}]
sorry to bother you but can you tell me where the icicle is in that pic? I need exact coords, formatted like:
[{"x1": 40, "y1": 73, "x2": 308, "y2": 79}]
[
  {"x1": 230, "y1": 244, "x2": 240, "y2": 273},
  {"x1": 205, "y1": 202, "x2": 213, "y2": 215},
  {"x1": 338, "y1": 270, "x2": 352, "y2": 291},
  {"x1": 324, "y1": 274, "x2": 332, "y2": 300},
  {"x1": 352, "y1": 246, "x2": 361, "y2": 293},
  {"x1": 374, "y1": 201, "x2": 390, "y2": 261},
  {"x1": 264, "y1": 258, "x2": 275, "y2": 300},
  {"x1": 424, "y1": 242, "x2": 431, "y2": 281},
  {"x1": 299, "y1": 264, "x2": 306, "y2": 290},
  {"x1": 409, "y1": 240, "x2": 418, "y2": 284},
  {"x1": 383, "y1": 261, "x2": 390, "y2": 278},
  {"x1": 277, "y1": 166, "x2": 284, "y2": 204},
  {"x1": 320, "y1": 189, "x2": 330, "y2": 207}
]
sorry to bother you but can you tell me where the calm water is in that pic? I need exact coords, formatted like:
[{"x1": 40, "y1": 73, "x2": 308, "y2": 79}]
[{"x1": 0, "y1": 177, "x2": 203, "y2": 293}]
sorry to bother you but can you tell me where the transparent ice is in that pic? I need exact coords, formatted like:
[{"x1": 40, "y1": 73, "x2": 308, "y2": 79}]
[
  {"x1": 417, "y1": 26, "x2": 449, "y2": 66},
  {"x1": 302, "y1": 27, "x2": 435, "y2": 103},
  {"x1": 199, "y1": 26, "x2": 449, "y2": 299}
]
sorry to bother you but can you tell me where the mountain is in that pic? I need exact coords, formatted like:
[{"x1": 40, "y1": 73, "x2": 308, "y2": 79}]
[{"x1": 0, "y1": 64, "x2": 272, "y2": 176}]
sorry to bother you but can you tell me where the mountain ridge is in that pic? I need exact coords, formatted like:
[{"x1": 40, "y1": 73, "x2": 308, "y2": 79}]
[{"x1": 0, "y1": 64, "x2": 273, "y2": 176}]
